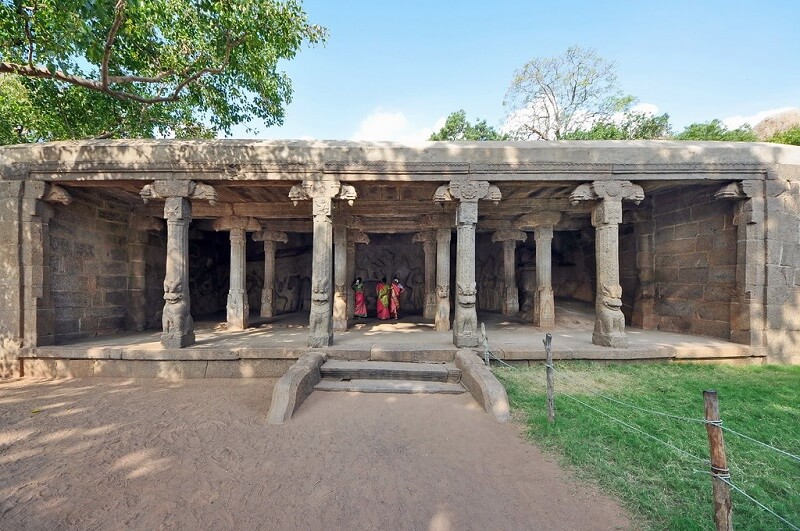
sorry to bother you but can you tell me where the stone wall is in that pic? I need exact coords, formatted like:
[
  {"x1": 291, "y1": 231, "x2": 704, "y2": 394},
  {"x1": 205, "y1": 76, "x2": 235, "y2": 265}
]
[
  {"x1": 762, "y1": 173, "x2": 800, "y2": 363},
  {"x1": 144, "y1": 231, "x2": 167, "y2": 327},
  {"x1": 49, "y1": 191, "x2": 132, "y2": 343},
  {"x1": 0, "y1": 181, "x2": 22, "y2": 377},
  {"x1": 619, "y1": 222, "x2": 638, "y2": 322},
  {"x1": 651, "y1": 186, "x2": 736, "y2": 340}
]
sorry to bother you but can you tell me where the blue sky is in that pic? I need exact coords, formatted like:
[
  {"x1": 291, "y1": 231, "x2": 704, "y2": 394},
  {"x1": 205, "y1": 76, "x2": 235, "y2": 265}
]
[{"x1": 230, "y1": 0, "x2": 800, "y2": 141}]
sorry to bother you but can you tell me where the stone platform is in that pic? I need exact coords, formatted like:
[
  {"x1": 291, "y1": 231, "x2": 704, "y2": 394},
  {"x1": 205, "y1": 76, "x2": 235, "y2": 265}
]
[{"x1": 18, "y1": 302, "x2": 761, "y2": 378}]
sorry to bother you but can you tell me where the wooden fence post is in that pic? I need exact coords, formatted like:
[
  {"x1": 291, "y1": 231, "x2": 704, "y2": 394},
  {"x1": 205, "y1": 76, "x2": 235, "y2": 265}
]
[
  {"x1": 704, "y1": 390, "x2": 733, "y2": 531},
  {"x1": 544, "y1": 333, "x2": 555, "y2": 423}
]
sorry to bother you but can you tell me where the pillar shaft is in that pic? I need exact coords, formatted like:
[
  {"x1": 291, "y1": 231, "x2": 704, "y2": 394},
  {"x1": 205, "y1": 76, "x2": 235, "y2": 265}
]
[
  {"x1": 534, "y1": 226, "x2": 555, "y2": 329},
  {"x1": 226, "y1": 228, "x2": 248, "y2": 330},
  {"x1": 502, "y1": 240, "x2": 518, "y2": 315},
  {"x1": 310, "y1": 196, "x2": 334, "y2": 347},
  {"x1": 592, "y1": 198, "x2": 627, "y2": 347},
  {"x1": 162, "y1": 197, "x2": 195, "y2": 347},
  {"x1": 423, "y1": 239, "x2": 437, "y2": 319},
  {"x1": 261, "y1": 240, "x2": 277, "y2": 317},
  {"x1": 333, "y1": 225, "x2": 347, "y2": 331},
  {"x1": 454, "y1": 202, "x2": 479, "y2": 347},
  {"x1": 346, "y1": 240, "x2": 356, "y2": 319},
  {"x1": 435, "y1": 228, "x2": 451, "y2": 331}
]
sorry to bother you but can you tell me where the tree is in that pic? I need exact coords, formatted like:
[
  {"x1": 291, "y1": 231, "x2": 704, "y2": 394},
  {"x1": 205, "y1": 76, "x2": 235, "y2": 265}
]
[
  {"x1": 0, "y1": 0, "x2": 325, "y2": 142},
  {"x1": 562, "y1": 101, "x2": 672, "y2": 140},
  {"x1": 503, "y1": 46, "x2": 622, "y2": 140},
  {"x1": 428, "y1": 110, "x2": 508, "y2": 141},
  {"x1": 767, "y1": 127, "x2": 800, "y2": 146},
  {"x1": 674, "y1": 120, "x2": 757, "y2": 141}
]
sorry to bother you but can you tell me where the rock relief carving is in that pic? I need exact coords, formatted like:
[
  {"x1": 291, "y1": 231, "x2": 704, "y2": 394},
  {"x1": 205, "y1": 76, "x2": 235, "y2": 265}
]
[
  {"x1": 162, "y1": 277, "x2": 192, "y2": 339},
  {"x1": 595, "y1": 283, "x2": 626, "y2": 342}
]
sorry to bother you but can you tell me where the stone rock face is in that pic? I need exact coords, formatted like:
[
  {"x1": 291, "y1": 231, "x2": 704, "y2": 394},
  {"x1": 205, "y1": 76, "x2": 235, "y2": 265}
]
[{"x1": 753, "y1": 108, "x2": 800, "y2": 140}]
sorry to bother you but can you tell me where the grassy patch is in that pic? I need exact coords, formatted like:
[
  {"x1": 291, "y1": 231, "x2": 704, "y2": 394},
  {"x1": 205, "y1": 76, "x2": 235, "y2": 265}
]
[{"x1": 495, "y1": 362, "x2": 800, "y2": 530}]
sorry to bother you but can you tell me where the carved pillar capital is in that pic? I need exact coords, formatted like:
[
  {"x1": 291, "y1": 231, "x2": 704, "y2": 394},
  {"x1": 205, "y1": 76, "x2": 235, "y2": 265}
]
[
  {"x1": 41, "y1": 183, "x2": 72, "y2": 206},
  {"x1": 412, "y1": 230, "x2": 436, "y2": 244},
  {"x1": 140, "y1": 180, "x2": 218, "y2": 205},
  {"x1": 347, "y1": 229, "x2": 370, "y2": 245},
  {"x1": 491, "y1": 229, "x2": 527, "y2": 243},
  {"x1": 288, "y1": 179, "x2": 357, "y2": 205},
  {"x1": 253, "y1": 230, "x2": 289, "y2": 244},
  {"x1": 515, "y1": 211, "x2": 562, "y2": 231},
  {"x1": 212, "y1": 216, "x2": 261, "y2": 232},
  {"x1": 434, "y1": 177, "x2": 502, "y2": 204}
]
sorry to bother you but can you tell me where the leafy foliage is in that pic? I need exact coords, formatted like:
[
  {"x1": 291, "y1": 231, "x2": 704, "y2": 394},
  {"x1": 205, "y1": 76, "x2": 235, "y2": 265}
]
[
  {"x1": 767, "y1": 126, "x2": 800, "y2": 146},
  {"x1": 428, "y1": 109, "x2": 508, "y2": 141},
  {"x1": 0, "y1": 0, "x2": 326, "y2": 142},
  {"x1": 562, "y1": 99, "x2": 672, "y2": 140},
  {"x1": 503, "y1": 46, "x2": 622, "y2": 140},
  {"x1": 674, "y1": 119, "x2": 757, "y2": 141}
]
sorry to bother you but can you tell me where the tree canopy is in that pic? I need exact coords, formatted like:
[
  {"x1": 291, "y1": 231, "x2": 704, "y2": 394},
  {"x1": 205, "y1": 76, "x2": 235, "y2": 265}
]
[
  {"x1": 673, "y1": 119, "x2": 757, "y2": 141},
  {"x1": 503, "y1": 46, "x2": 622, "y2": 140},
  {"x1": 428, "y1": 109, "x2": 507, "y2": 141},
  {"x1": 0, "y1": 0, "x2": 325, "y2": 143},
  {"x1": 561, "y1": 97, "x2": 672, "y2": 140}
]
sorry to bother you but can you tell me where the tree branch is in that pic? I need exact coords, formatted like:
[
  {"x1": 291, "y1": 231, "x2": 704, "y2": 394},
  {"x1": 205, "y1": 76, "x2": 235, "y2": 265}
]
[{"x1": 102, "y1": 0, "x2": 127, "y2": 89}]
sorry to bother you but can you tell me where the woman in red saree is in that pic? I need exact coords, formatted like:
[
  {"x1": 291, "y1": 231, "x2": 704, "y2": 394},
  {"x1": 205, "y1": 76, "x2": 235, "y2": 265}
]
[
  {"x1": 390, "y1": 277, "x2": 405, "y2": 319},
  {"x1": 376, "y1": 277, "x2": 391, "y2": 320},
  {"x1": 352, "y1": 277, "x2": 367, "y2": 318}
]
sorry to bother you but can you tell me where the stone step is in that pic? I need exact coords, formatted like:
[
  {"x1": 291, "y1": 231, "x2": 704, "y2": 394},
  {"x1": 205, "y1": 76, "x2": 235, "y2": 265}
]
[
  {"x1": 320, "y1": 360, "x2": 461, "y2": 383},
  {"x1": 314, "y1": 379, "x2": 466, "y2": 395},
  {"x1": 324, "y1": 346, "x2": 456, "y2": 363}
]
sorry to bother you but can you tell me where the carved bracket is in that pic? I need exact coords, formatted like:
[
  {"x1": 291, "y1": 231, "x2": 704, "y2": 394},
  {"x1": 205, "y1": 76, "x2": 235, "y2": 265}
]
[
  {"x1": 569, "y1": 181, "x2": 644, "y2": 206},
  {"x1": 288, "y1": 179, "x2": 357, "y2": 206},
  {"x1": 714, "y1": 180, "x2": 759, "y2": 200},
  {"x1": 42, "y1": 183, "x2": 72, "y2": 205},
  {"x1": 515, "y1": 211, "x2": 562, "y2": 230},
  {"x1": 141, "y1": 180, "x2": 218, "y2": 205},
  {"x1": 434, "y1": 177, "x2": 502, "y2": 204}
]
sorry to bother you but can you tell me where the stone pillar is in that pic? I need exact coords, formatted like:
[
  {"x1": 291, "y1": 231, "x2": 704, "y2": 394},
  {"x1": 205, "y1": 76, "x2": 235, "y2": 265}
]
[
  {"x1": 413, "y1": 231, "x2": 438, "y2": 319},
  {"x1": 289, "y1": 180, "x2": 357, "y2": 347},
  {"x1": 435, "y1": 228, "x2": 452, "y2": 331},
  {"x1": 213, "y1": 217, "x2": 260, "y2": 330},
  {"x1": 435, "y1": 178, "x2": 501, "y2": 347},
  {"x1": 253, "y1": 230, "x2": 288, "y2": 318},
  {"x1": 346, "y1": 230, "x2": 370, "y2": 319},
  {"x1": 128, "y1": 215, "x2": 163, "y2": 331},
  {"x1": 715, "y1": 181, "x2": 766, "y2": 346},
  {"x1": 333, "y1": 225, "x2": 348, "y2": 331},
  {"x1": 534, "y1": 226, "x2": 555, "y2": 328},
  {"x1": 516, "y1": 212, "x2": 561, "y2": 329},
  {"x1": 630, "y1": 210, "x2": 657, "y2": 330},
  {"x1": 571, "y1": 181, "x2": 644, "y2": 348},
  {"x1": 141, "y1": 180, "x2": 218, "y2": 348},
  {"x1": 491, "y1": 229, "x2": 527, "y2": 315}
]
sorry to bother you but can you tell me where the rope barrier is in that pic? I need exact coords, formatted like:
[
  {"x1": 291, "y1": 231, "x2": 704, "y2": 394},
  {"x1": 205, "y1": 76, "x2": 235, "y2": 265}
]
[
  {"x1": 720, "y1": 425, "x2": 800, "y2": 464},
  {"x1": 693, "y1": 470, "x2": 800, "y2": 531},
  {"x1": 487, "y1": 329, "x2": 798, "y2": 529}
]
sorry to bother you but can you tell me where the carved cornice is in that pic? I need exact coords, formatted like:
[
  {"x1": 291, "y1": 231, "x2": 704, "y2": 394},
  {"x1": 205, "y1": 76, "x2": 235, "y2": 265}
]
[{"x1": 140, "y1": 180, "x2": 218, "y2": 205}]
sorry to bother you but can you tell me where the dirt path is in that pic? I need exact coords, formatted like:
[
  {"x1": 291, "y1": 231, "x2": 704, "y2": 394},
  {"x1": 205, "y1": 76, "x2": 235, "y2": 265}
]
[{"x1": 1, "y1": 378, "x2": 631, "y2": 530}]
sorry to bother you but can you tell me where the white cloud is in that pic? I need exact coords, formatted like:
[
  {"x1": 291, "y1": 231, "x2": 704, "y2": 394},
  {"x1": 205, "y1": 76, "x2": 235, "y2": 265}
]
[
  {"x1": 722, "y1": 107, "x2": 796, "y2": 130},
  {"x1": 350, "y1": 108, "x2": 444, "y2": 143}
]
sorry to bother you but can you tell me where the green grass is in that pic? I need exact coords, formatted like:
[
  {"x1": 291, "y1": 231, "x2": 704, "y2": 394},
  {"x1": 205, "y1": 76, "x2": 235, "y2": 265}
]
[{"x1": 495, "y1": 363, "x2": 800, "y2": 530}]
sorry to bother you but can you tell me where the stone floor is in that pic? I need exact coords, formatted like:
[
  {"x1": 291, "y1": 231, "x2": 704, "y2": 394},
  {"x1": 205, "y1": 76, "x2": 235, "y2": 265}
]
[{"x1": 31, "y1": 300, "x2": 758, "y2": 365}]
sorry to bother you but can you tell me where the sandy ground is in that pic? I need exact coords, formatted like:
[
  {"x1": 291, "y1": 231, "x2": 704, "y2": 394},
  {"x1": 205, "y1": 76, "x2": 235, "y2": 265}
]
[{"x1": 1, "y1": 378, "x2": 632, "y2": 530}]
